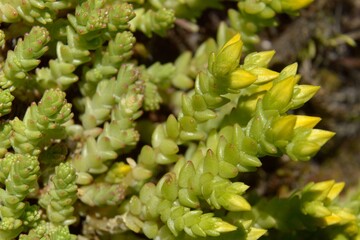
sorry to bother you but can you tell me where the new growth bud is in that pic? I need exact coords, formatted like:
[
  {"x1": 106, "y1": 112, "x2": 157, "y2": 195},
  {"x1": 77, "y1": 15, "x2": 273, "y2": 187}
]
[{"x1": 211, "y1": 34, "x2": 243, "y2": 77}]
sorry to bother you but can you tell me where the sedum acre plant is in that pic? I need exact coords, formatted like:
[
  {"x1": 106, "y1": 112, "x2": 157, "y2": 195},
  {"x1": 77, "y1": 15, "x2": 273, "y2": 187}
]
[{"x1": 0, "y1": 0, "x2": 358, "y2": 239}]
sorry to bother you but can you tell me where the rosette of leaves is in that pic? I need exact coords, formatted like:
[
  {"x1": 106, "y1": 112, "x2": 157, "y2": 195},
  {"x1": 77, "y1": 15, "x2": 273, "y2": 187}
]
[
  {"x1": 39, "y1": 162, "x2": 77, "y2": 226},
  {"x1": 80, "y1": 64, "x2": 139, "y2": 129},
  {"x1": 140, "y1": 62, "x2": 176, "y2": 111},
  {"x1": 0, "y1": 153, "x2": 40, "y2": 240},
  {"x1": 113, "y1": 33, "x2": 335, "y2": 239},
  {"x1": 130, "y1": 7, "x2": 175, "y2": 37},
  {"x1": 67, "y1": 0, "x2": 135, "y2": 41},
  {"x1": 0, "y1": 1, "x2": 352, "y2": 240},
  {"x1": 10, "y1": 89, "x2": 73, "y2": 156},
  {"x1": 72, "y1": 69, "x2": 144, "y2": 184},
  {"x1": 35, "y1": 26, "x2": 91, "y2": 90},
  {"x1": 18, "y1": 222, "x2": 76, "y2": 240},
  {"x1": 36, "y1": 0, "x2": 136, "y2": 90},
  {"x1": 0, "y1": 0, "x2": 54, "y2": 24},
  {"x1": 0, "y1": 26, "x2": 50, "y2": 93},
  {"x1": 80, "y1": 31, "x2": 136, "y2": 97}
]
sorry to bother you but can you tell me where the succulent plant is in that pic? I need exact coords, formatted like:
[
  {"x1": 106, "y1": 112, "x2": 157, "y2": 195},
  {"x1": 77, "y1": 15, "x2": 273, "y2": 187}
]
[{"x1": 0, "y1": 1, "x2": 357, "y2": 239}]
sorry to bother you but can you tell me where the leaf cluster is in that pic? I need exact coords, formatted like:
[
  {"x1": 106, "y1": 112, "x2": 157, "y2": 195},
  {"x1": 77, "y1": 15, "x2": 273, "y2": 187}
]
[{"x1": 0, "y1": 1, "x2": 357, "y2": 240}]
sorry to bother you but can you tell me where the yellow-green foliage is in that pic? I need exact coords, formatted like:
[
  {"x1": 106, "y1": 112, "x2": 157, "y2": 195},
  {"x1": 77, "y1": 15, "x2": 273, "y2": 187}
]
[{"x1": 0, "y1": 1, "x2": 357, "y2": 240}]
